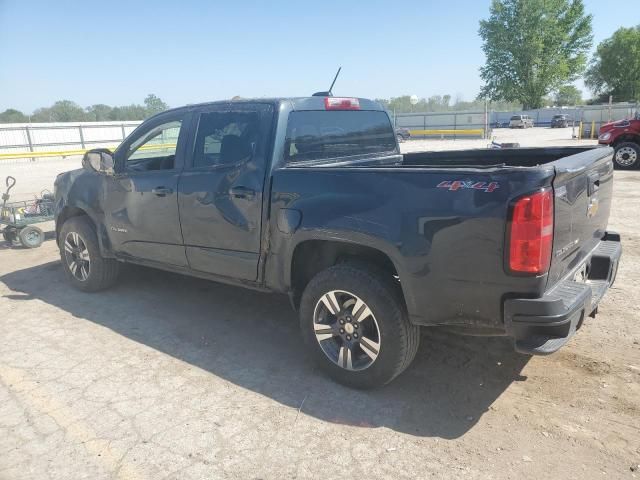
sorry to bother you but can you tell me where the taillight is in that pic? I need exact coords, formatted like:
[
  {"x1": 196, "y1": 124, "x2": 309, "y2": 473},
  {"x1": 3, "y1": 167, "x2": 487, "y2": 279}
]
[
  {"x1": 508, "y1": 190, "x2": 554, "y2": 275},
  {"x1": 324, "y1": 97, "x2": 360, "y2": 110}
]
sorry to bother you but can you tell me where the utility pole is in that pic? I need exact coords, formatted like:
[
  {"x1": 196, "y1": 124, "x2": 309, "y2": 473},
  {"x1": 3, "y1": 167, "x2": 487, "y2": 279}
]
[{"x1": 484, "y1": 100, "x2": 489, "y2": 139}]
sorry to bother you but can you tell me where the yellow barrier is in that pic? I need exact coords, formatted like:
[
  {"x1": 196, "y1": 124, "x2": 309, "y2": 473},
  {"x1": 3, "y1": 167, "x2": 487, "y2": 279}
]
[
  {"x1": 0, "y1": 143, "x2": 176, "y2": 160},
  {"x1": 409, "y1": 129, "x2": 484, "y2": 137}
]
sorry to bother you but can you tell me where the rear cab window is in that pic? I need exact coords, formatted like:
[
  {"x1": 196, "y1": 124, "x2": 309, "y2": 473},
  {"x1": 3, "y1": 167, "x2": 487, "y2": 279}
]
[
  {"x1": 511, "y1": 115, "x2": 522, "y2": 120},
  {"x1": 284, "y1": 110, "x2": 397, "y2": 164}
]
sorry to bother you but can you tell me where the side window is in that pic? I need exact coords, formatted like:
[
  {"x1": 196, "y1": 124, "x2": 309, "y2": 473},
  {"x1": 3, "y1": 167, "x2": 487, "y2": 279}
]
[
  {"x1": 192, "y1": 111, "x2": 261, "y2": 168},
  {"x1": 126, "y1": 120, "x2": 182, "y2": 172}
]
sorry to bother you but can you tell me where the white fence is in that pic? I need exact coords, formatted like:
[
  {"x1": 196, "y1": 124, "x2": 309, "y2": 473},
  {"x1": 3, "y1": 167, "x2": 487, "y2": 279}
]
[{"x1": 0, "y1": 121, "x2": 143, "y2": 158}]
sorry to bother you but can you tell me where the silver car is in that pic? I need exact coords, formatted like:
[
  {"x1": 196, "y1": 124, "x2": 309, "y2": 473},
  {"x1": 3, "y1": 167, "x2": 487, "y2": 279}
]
[{"x1": 509, "y1": 114, "x2": 534, "y2": 128}]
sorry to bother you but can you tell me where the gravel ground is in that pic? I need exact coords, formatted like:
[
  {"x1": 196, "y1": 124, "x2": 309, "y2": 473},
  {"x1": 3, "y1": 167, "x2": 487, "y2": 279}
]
[{"x1": 0, "y1": 127, "x2": 638, "y2": 479}]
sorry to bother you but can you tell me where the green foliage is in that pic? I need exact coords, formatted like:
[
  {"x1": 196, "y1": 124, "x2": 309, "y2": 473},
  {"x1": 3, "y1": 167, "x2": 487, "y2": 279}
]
[
  {"x1": 479, "y1": 0, "x2": 592, "y2": 109},
  {"x1": 0, "y1": 94, "x2": 169, "y2": 123},
  {"x1": 85, "y1": 104, "x2": 113, "y2": 121},
  {"x1": 585, "y1": 25, "x2": 640, "y2": 102},
  {"x1": 0, "y1": 109, "x2": 28, "y2": 123},
  {"x1": 107, "y1": 104, "x2": 149, "y2": 121},
  {"x1": 377, "y1": 95, "x2": 451, "y2": 113},
  {"x1": 376, "y1": 95, "x2": 521, "y2": 114},
  {"x1": 143, "y1": 94, "x2": 169, "y2": 116},
  {"x1": 32, "y1": 100, "x2": 87, "y2": 122},
  {"x1": 554, "y1": 85, "x2": 583, "y2": 106}
]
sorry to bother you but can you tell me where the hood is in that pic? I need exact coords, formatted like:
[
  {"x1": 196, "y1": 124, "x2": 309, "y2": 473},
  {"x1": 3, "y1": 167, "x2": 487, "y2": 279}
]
[{"x1": 599, "y1": 119, "x2": 631, "y2": 132}]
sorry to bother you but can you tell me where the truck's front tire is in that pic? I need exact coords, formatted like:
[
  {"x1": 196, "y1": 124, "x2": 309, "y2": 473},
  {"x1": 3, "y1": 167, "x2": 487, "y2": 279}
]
[
  {"x1": 59, "y1": 216, "x2": 120, "y2": 292},
  {"x1": 613, "y1": 142, "x2": 640, "y2": 169},
  {"x1": 299, "y1": 264, "x2": 419, "y2": 389}
]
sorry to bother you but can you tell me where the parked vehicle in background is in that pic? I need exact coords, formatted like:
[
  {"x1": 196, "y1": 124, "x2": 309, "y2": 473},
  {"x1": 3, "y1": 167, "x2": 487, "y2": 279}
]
[
  {"x1": 598, "y1": 112, "x2": 640, "y2": 169},
  {"x1": 551, "y1": 114, "x2": 571, "y2": 128},
  {"x1": 509, "y1": 114, "x2": 534, "y2": 128},
  {"x1": 395, "y1": 127, "x2": 410, "y2": 143},
  {"x1": 54, "y1": 96, "x2": 621, "y2": 389}
]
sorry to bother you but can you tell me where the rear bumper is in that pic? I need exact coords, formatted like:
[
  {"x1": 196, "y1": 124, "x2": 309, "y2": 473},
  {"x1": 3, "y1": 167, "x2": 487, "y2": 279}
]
[{"x1": 504, "y1": 232, "x2": 621, "y2": 355}]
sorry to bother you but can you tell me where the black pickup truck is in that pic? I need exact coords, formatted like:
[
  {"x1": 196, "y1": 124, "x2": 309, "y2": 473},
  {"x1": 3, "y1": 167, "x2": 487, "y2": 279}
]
[{"x1": 54, "y1": 96, "x2": 621, "y2": 388}]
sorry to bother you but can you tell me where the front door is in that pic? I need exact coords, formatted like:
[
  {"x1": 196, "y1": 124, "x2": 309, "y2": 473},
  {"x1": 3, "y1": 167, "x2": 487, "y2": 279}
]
[
  {"x1": 105, "y1": 111, "x2": 190, "y2": 267},
  {"x1": 178, "y1": 103, "x2": 274, "y2": 281}
]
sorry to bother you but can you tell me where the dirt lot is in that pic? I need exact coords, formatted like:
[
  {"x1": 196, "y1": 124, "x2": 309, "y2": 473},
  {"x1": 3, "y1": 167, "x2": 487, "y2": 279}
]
[{"x1": 0, "y1": 128, "x2": 639, "y2": 479}]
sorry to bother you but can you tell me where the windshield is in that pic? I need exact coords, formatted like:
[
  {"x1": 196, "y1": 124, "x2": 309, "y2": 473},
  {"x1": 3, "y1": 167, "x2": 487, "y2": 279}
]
[{"x1": 285, "y1": 110, "x2": 396, "y2": 163}]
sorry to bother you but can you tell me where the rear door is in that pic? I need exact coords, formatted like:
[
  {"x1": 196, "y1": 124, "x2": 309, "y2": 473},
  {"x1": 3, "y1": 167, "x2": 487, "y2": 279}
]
[
  {"x1": 177, "y1": 103, "x2": 274, "y2": 281},
  {"x1": 547, "y1": 149, "x2": 614, "y2": 286}
]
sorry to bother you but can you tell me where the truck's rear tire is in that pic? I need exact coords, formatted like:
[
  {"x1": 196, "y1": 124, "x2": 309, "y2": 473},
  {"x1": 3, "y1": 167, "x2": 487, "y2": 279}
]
[
  {"x1": 59, "y1": 216, "x2": 120, "y2": 292},
  {"x1": 299, "y1": 264, "x2": 419, "y2": 389},
  {"x1": 613, "y1": 142, "x2": 640, "y2": 169}
]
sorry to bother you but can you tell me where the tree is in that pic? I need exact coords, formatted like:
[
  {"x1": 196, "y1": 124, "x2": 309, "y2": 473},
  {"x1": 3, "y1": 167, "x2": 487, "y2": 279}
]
[
  {"x1": 108, "y1": 104, "x2": 148, "y2": 121},
  {"x1": 32, "y1": 100, "x2": 87, "y2": 122},
  {"x1": 376, "y1": 94, "x2": 522, "y2": 114},
  {"x1": 0, "y1": 109, "x2": 28, "y2": 123},
  {"x1": 478, "y1": 0, "x2": 592, "y2": 109},
  {"x1": 585, "y1": 25, "x2": 640, "y2": 103},
  {"x1": 554, "y1": 85, "x2": 583, "y2": 105},
  {"x1": 86, "y1": 104, "x2": 113, "y2": 121},
  {"x1": 144, "y1": 94, "x2": 169, "y2": 116},
  {"x1": 0, "y1": 95, "x2": 170, "y2": 123}
]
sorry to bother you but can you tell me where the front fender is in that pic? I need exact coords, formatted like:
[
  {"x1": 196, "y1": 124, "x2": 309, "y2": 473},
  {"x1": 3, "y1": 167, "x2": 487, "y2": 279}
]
[{"x1": 54, "y1": 169, "x2": 113, "y2": 256}]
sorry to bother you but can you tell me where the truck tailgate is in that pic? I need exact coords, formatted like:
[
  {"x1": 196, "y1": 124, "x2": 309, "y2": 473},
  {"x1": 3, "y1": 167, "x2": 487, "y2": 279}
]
[{"x1": 547, "y1": 147, "x2": 615, "y2": 287}]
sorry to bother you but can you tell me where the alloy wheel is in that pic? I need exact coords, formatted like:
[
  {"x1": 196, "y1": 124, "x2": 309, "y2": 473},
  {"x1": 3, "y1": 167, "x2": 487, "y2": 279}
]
[
  {"x1": 313, "y1": 290, "x2": 381, "y2": 371},
  {"x1": 64, "y1": 231, "x2": 91, "y2": 281}
]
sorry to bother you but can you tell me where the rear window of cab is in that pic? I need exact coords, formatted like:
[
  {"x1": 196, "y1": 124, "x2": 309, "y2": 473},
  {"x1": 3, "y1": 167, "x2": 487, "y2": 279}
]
[{"x1": 285, "y1": 110, "x2": 396, "y2": 163}]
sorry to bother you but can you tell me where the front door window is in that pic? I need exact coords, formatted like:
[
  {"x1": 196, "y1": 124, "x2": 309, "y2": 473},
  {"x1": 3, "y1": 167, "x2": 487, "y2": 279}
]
[{"x1": 126, "y1": 120, "x2": 182, "y2": 172}]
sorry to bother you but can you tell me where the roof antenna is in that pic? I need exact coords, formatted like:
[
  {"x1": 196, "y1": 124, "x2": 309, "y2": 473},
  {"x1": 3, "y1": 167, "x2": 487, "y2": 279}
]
[{"x1": 312, "y1": 67, "x2": 342, "y2": 97}]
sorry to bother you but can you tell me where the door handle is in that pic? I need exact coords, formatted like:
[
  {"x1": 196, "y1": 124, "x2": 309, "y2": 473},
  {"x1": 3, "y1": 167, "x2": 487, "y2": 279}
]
[
  {"x1": 152, "y1": 186, "x2": 173, "y2": 197},
  {"x1": 229, "y1": 186, "x2": 256, "y2": 200}
]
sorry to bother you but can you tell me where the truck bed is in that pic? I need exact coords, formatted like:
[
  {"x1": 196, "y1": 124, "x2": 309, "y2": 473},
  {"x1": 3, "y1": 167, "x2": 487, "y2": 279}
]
[{"x1": 402, "y1": 146, "x2": 604, "y2": 168}]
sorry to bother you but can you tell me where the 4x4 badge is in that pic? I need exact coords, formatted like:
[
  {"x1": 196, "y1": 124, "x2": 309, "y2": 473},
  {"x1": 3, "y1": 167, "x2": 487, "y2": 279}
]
[{"x1": 437, "y1": 180, "x2": 500, "y2": 193}]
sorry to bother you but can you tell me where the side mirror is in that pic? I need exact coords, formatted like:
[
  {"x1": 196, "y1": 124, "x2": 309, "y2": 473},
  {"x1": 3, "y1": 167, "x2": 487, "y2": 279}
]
[{"x1": 82, "y1": 149, "x2": 115, "y2": 175}]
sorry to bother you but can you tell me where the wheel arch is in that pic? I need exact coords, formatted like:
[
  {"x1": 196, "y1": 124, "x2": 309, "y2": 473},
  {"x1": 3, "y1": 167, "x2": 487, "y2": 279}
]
[
  {"x1": 56, "y1": 205, "x2": 113, "y2": 256},
  {"x1": 288, "y1": 238, "x2": 409, "y2": 312},
  {"x1": 612, "y1": 134, "x2": 640, "y2": 147}
]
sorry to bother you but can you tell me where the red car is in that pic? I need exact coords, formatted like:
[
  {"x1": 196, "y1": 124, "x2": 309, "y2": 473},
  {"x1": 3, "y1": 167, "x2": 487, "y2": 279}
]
[{"x1": 598, "y1": 113, "x2": 640, "y2": 169}]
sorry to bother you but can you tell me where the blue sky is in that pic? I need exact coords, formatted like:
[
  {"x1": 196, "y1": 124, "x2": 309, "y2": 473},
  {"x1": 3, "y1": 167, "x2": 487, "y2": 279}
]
[{"x1": 0, "y1": 0, "x2": 636, "y2": 112}]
